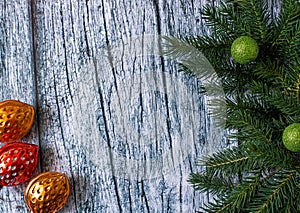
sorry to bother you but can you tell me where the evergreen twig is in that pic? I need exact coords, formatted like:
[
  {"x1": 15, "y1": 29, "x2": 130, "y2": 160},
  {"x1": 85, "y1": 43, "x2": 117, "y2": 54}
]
[{"x1": 164, "y1": 0, "x2": 300, "y2": 211}]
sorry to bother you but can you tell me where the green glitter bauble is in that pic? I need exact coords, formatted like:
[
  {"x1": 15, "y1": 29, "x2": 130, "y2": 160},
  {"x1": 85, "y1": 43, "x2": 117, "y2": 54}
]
[
  {"x1": 282, "y1": 123, "x2": 300, "y2": 152},
  {"x1": 230, "y1": 36, "x2": 259, "y2": 64}
]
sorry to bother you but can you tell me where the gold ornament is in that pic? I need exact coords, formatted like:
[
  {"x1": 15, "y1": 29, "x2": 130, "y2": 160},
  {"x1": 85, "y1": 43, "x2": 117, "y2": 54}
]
[
  {"x1": 24, "y1": 171, "x2": 71, "y2": 213},
  {"x1": 0, "y1": 100, "x2": 35, "y2": 142}
]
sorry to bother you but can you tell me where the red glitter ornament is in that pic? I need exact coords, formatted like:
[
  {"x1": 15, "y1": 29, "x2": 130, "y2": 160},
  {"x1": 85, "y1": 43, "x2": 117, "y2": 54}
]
[{"x1": 0, "y1": 142, "x2": 39, "y2": 186}]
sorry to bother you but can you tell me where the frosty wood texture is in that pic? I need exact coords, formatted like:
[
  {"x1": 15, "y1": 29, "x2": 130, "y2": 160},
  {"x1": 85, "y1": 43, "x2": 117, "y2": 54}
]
[
  {"x1": 0, "y1": 0, "x2": 284, "y2": 212},
  {"x1": 0, "y1": 1, "x2": 38, "y2": 213}
]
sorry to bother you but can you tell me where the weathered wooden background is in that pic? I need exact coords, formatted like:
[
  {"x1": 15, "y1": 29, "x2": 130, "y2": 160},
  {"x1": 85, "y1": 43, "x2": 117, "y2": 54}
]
[{"x1": 0, "y1": 0, "x2": 231, "y2": 212}]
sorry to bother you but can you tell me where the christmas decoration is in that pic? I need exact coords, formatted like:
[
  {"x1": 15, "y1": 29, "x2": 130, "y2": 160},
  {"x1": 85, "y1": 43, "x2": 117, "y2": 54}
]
[
  {"x1": 165, "y1": 0, "x2": 300, "y2": 212},
  {"x1": 0, "y1": 99, "x2": 70, "y2": 212},
  {"x1": 0, "y1": 100, "x2": 35, "y2": 142},
  {"x1": 0, "y1": 142, "x2": 38, "y2": 186},
  {"x1": 24, "y1": 172, "x2": 71, "y2": 213},
  {"x1": 230, "y1": 36, "x2": 259, "y2": 64},
  {"x1": 282, "y1": 123, "x2": 300, "y2": 152}
]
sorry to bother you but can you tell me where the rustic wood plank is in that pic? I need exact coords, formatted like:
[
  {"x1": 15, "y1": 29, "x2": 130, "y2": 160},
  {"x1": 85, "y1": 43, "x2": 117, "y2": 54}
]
[
  {"x1": 0, "y1": 1, "x2": 38, "y2": 212},
  {"x1": 31, "y1": 1, "x2": 227, "y2": 212},
  {"x1": 24, "y1": 0, "x2": 231, "y2": 212}
]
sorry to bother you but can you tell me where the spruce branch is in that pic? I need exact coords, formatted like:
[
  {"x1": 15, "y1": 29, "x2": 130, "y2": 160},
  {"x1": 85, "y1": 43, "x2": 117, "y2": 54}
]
[
  {"x1": 164, "y1": 0, "x2": 300, "y2": 211},
  {"x1": 272, "y1": 0, "x2": 300, "y2": 48},
  {"x1": 202, "y1": 200, "x2": 235, "y2": 213},
  {"x1": 198, "y1": 146, "x2": 254, "y2": 177},
  {"x1": 247, "y1": 140, "x2": 292, "y2": 169},
  {"x1": 162, "y1": 36, "x2": 199, "y2": 60},
  {"x1": 201, "y1": 1, "x2": 238, "y2": 38},
  {"x1": 213, "y1": 173, "x2": 262, "y2": 212},
  {"x1": 251, "y1": 81, "x2": 300, "y2": 117},
  {"x1": 225, "y1": 102, "x2": 273, "y2": 143},
  {"x1": 189, "y1": 172, "x2": 233, "y2": 195},
  {"x1": 248, "y1": 169, "x2": 298, "y2": 213},
  {"x1": 235, "y1": 0, "x2": 271, "y2": 41},
  {"x1": 251, "y1": 59, "x2": 285, "y2": 84}
]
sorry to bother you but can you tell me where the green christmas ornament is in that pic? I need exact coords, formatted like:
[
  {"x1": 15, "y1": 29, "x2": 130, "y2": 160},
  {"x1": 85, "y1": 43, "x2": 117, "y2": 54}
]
[
  {"x1": 282, "y1": 123, "x2": 300, "y2": 152},
  {"x1": 230, "y1": 36, "x2": 259, "y2": 64}
]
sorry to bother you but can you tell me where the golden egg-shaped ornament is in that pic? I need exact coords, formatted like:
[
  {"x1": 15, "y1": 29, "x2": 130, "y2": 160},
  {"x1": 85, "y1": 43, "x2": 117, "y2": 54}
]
[
  {"x1": 24, "y1": 171, "x2": 71, "y2": 213},
  {"x1": 0, "y1": 100, "x2": 35, "y2": 142}
]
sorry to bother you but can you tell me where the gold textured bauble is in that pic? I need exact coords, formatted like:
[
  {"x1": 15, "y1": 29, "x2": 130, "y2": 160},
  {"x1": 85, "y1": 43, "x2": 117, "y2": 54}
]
[
  {"x1": 0, "y1": 100, "x2": 35, "y2": 142},
  {"x1": 24, "y1": 171, "x2": 71, "y2": 213}
]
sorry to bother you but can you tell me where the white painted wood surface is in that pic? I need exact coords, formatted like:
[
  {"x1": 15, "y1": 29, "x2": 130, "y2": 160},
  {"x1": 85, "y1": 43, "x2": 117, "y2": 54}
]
[{"x1": 0, "y1": 0, "x2": 229, "y2": 212}]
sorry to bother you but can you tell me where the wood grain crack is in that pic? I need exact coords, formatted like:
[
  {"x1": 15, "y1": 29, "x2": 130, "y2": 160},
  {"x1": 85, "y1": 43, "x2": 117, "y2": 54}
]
[{"x1": 93, "y1": 58, "x2": 123, "y2": 212}]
